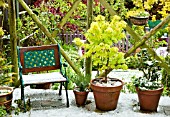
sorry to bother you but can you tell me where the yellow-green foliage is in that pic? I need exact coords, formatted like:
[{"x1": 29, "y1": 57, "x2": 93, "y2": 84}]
[
  {"x1": 0, "y1": 27, "x2": 4, "y2": 36},
  {"x1": 0, "y1": 55, "x2": 13, "y2": 85},
  {"x1": 126, "y1": 10, "x2": 150, "y2": 18},
  {"x1": 0, "y1": 0, "x2": 8, "y2": 8},
  {"x1": 158, "y1": 1, "x2": 170, "y2": 19},
  {"x1": 128, "y1": 0, "x2": 170, "y2": 21},
  {"x1": 74, "y1": 15, "x2": 128, "y2": 73}
]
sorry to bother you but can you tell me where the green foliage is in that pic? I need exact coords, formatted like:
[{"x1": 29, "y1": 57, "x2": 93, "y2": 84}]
[
  {"x1": 17, "y1": 11, "x2": 59, "y2": 46},
  {"x1": 125, "y1": 55, "x2": 138, "y2": 69},
  {"x1": 102, "y1": 0, "x2": 128, "y2": 20},
  {"x1": 0, "y1": 54, "x2": 13, "y2": 86},
  {"x1": 71, "y1": 75, "x2": 90, "y2": 92},
  {"x1": 148, "y1": 28, "x2": 168, "y2": 48},
  {"x1": 127, "y1": 10, "x2": 149, "y2": 18},
  {"x1": 14, "y1": 99, "x2": 31, "y2": 115},
  {"x1": 61, "y1": 44, "x2": 86, "y2": 90},
  {"x1": 132, "y1": 76, "x2": 162, "y2": 90},
  {"x1": 132, "y1": 49, "x2": 162, "y2": 90},
  {"x1": 67, "y1": 80, "x2": 74, "y2": 90},
  {"x1": 161, "y1": 55, "x2": 170, "y2": 96},
  {"x1": 0, "y1": 106, "x2": 7, "y2": 117},
  {"x1": 162, "y1": 87, "x2": 170, "y2": 96},
  {"x1": 0, "y1": 27, "x2": 4, "y2": 37},
  {"x1": 0, "y1": 99, "x2": 31, "y2": 116},
  {"x1": 52, "y1": 83, "x2": 60, "y2": 90},
  {"x1": 125, "y1": 76, "x2": 137, "y2": 93},
  {"x1": 74, "y1": 15, "x2": 128, "y2": 81}
]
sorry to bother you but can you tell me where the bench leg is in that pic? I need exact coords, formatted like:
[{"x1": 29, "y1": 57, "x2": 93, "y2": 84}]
[
  {"x1": 21, "y1": 85, "x2": 26, "y2": 112},
  {"x1": 59, "y1": 82, "x2": 63, "y2": 95},
  {"x1": 65, "y1": 82, "x2": 69, "y2": 107}
]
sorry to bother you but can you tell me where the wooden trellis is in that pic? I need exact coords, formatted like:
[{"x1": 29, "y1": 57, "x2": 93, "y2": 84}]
[{"x1": 8, "y1": 0, "x2": 170, "y2": 86}]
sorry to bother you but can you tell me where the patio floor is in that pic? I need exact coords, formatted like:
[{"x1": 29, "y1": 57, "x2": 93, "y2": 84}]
[
  {"x1": 11, "y1": 70, "x2": 170, "y2": 117},
  {"x1": 11, "y1": 87, "x2": 170, "y2": 117}
]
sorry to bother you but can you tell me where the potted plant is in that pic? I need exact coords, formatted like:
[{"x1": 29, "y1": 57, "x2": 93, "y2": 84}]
[
  {"x1": 132, "y1": 49, "x2": 163, "y2": 112},
  {"x1": 0, "y1": 54, "x2": 14, "y2": 110},
  {"x1": 127, "y1": 9, "x2": 150, "y2": 26},
  {"x1": 74, "y1": 15, "x2": 128, "y2": 111},
  {"x1": 72, "y1": 74, "x2": 90, "y2": 107}
]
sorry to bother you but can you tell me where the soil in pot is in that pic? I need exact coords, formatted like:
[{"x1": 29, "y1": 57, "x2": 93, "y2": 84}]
[
  {"x1": 0, "y1": 87, "x2": 13, "y2": 110},
  {"x1": 73, "y1": 88, "x2": 89, "y2": 107},
  {"x1": 91, "y1": 78, "x2": 123, "y2": 111},
  {"x1": 136, "y1": 87, "x2": 163, "y2": 112}
]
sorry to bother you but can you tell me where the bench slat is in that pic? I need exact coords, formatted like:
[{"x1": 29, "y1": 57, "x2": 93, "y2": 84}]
[{"x1": 22, "y1": 72, "x2": 67, "y2": 85}]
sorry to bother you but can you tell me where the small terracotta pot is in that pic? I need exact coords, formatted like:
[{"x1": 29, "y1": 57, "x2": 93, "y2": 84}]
[
  {"x1": 136, "y1": 86, "x2": 163, "y2": 112},
  {"x1": 73, "y1": 89, "x2": 89, "y2": 107},
  {"x1": 0, "y1": 87, "x2": 13, "y2": 110},
  {"x1": 91, "y1": 78, "x2": 123, "y2": 111}
]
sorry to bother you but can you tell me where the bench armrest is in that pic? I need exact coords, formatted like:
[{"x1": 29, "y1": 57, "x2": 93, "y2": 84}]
[
  {"x1": 61, "y1": 62, "x2": 68, "y2": 79},
  {"x1": 18, "y1": 62, "x2": 22, "y2": 71},
  {"x1": 62, "y1": 62, "x2": 68, "y2": 67}
]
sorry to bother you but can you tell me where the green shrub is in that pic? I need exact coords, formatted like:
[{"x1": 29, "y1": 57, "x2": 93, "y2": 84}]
[
  {"x1": 0, "y1": 54, "x2": 14, "y2": 86},
  {"x1": 161, "y1": 55, "x2": 170, "y2": 96},
  {"x1": 0, "y1": 106, "x2": 7, "y2": 117}
]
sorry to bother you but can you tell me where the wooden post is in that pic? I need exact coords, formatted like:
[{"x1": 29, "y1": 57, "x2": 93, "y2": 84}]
[
  {"x1": 8, "y1": 0, "x2": 19, "y2": 86},
  {"x1": 85, "y1": 0, "x2": 93, "y2": 78}
]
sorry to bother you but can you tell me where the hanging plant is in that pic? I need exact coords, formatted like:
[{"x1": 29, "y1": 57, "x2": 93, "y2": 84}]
[{"x1": 127, "y1": 10, "x2": 150, "y2": 25}]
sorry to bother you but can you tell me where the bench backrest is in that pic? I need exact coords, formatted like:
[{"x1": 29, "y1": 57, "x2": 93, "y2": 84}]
[{"x1": 17, "y1": 44, "x2": 61, "y2": 74}]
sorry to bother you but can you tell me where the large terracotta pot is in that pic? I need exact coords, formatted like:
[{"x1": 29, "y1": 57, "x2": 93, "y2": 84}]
[
  {"x1": 73, "y1": 88, "x2": 89, "y2": 107},
  {"x1": 0, "y1": 86, "x2": 13, "y2": 110},
  {"x1": 91, "y1": 78, "x2": 123, "y2": 111},
  {"x1": 136, "y1": 86, "x2": 163, "y2": 112}
]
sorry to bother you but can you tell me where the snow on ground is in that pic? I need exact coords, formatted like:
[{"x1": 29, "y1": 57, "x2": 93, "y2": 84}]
[
  {"x1": 11, "y1": 70, "x2": 170, "y2": 117},
  {"x1": 12, "y1": 88, "x2": 170, "y2": 117}
]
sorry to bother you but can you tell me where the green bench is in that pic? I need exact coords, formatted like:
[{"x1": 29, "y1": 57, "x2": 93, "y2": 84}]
[{"x1": 17, "y1": 44, "x2": 69, "y2": 109}]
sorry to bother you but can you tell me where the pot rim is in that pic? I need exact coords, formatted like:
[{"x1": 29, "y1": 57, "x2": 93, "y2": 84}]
[
  {"x1": 90, "y1": 77, "x2": 124, "y2": 88},
  {"x1": 0, "y1": 86, "x2": 14, "y2": 96},
  {"x1": 130, "y1": 16, "x2": 149, "y2": 19},
  {"x1": 136, "y1": 85, "x2": 164, "y2": 92},
  {"x1": 73, "y1": 87, "x2": 90, "y2": 92}
]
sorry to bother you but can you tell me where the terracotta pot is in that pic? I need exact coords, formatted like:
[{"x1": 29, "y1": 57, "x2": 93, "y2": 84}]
[
  {"x1": 136, "y1": 86, "x2": 163, "y2": 112},
  {"x1": 73, "y1": 89, "x2": 89, "y2": 107},
  {"x1": 130, "y1": 16, "x2": 149, "y2": 26},
  {"x1": 91, "y1": 78, "x2": 123, "y2": 111},
  {"x1": 0, "y1": 87, "x2": 13, "y2": 110}
]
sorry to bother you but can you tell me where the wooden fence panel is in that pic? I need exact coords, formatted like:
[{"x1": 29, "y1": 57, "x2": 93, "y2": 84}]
[{"x1": 58, "y1": 31, "x2": 132, "y2": 52}]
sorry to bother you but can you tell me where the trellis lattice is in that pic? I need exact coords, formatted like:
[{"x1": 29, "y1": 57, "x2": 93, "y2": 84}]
[{"x1": 24, "y1": 49, "x2": 56, "y2": 68}]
